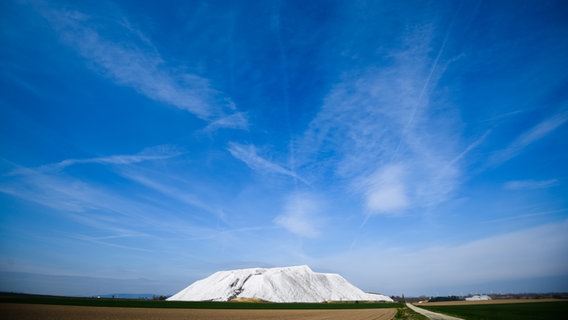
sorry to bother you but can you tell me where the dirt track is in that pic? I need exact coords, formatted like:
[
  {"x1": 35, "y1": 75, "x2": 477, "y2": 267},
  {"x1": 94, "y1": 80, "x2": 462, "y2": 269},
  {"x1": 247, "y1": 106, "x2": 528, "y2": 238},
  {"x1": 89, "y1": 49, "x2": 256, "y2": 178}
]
[
  {"x1": 406, "y1": 303, "x2": 463, "y2": 320},
  {"x1": 1, "y1": 303, "x2": 397, "y2": 320}
]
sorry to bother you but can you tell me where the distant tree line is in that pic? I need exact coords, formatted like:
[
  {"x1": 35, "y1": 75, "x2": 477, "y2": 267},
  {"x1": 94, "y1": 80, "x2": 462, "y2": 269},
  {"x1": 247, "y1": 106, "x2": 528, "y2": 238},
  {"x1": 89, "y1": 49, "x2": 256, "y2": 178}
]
[
  {"x1": 394, "y1": 292, "x2": 568, "y2": 302},
  {"x1": 428, "y1": 296, "x2": 463, "y2": 302}
]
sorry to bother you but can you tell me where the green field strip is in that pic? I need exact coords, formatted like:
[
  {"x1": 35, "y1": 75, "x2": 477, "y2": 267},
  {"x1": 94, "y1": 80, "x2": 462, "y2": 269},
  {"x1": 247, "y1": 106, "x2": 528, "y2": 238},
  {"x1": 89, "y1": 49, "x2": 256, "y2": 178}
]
[
  {"x1": 0, "y1": 293, "x2": 400, "y2": 310},
  {"x1": 420, "y1": 301, "x2": 568, "y2": 320}
]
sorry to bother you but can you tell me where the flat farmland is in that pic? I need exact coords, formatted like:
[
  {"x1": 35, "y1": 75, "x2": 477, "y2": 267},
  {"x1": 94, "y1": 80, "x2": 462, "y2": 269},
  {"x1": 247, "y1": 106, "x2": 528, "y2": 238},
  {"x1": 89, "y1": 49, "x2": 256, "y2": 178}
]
[
  {"x1": 418, "y1": 298, "x2": 567, "y2": 306},
  {"x1": 1, "y1": 303, "x2": 397, "y2": 320},
  {"x1": 417, "y1": 299, "x2": 568, "y2": 320}
]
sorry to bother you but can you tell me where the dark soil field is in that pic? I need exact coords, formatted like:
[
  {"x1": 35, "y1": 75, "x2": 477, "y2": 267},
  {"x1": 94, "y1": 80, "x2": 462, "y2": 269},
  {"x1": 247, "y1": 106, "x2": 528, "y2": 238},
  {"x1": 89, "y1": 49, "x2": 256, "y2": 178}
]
[{"x1": 1, "y1": 303, "x2": 397, "y2": 320}]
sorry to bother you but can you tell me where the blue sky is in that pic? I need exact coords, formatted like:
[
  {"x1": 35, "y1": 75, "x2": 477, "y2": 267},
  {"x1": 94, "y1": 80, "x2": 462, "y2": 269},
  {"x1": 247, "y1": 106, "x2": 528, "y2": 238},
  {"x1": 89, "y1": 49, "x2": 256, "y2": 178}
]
[{"x1": 1, "y1": 0, "x2": 567, "y2": 297}]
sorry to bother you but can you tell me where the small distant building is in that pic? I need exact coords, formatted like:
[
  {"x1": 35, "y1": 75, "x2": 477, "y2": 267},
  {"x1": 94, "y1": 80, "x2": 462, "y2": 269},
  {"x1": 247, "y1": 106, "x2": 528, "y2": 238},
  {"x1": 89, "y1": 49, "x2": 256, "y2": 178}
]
[{"x1": 466, "y1": 294, "x2": 491, "y2": 301}]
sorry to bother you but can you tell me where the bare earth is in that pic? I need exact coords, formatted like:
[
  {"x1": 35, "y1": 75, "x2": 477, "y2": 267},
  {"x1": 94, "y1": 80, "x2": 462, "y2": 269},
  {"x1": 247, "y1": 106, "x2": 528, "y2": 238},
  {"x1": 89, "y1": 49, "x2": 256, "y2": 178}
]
[
  {"x1": 1, "y1": 303, "x2": 397, "y2": 320},
  {"x1": 417, "y1": 298, "x2": 568, "y2": 306}
]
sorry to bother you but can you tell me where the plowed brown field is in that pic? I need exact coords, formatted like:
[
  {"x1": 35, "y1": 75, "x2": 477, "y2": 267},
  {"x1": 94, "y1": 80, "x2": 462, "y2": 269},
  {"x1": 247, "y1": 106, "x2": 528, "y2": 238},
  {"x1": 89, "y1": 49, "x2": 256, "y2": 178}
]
[{"x1": 1, "y1": 303, "x2": 397, "y2": 320}]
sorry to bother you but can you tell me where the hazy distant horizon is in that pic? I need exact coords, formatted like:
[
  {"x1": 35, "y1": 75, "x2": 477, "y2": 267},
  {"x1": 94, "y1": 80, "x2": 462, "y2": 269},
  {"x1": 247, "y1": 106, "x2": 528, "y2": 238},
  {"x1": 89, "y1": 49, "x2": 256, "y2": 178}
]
[
  {"x1": 1, "y1": 0, "x2": 567, "y2": 297},
  {"x1": 1, "y1": 269, "x2": 567, "y2": 298}
]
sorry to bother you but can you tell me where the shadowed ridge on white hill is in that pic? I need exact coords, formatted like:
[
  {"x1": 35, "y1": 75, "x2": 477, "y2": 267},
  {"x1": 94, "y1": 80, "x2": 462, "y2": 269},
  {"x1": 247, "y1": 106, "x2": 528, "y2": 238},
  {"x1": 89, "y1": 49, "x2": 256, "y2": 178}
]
[{"x1": 167, "y1": 265, "x2": 393, "y2": 303}]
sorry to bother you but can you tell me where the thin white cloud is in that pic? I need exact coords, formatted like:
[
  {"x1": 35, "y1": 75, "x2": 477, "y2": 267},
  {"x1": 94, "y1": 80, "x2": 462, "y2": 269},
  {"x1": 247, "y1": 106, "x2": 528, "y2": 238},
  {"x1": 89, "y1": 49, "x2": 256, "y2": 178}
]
[
  {"x1": 8, "y1": 145, "x2": 182, "y2": 175},
  {"x1": 447, "y1": 130, "x2": 491, "y2": 168},
  {"x1": 54, "y1": 146, "x2": 181, "y2": 171},
  {"x1": 117, "y1": 167, "x2": 227, "y2": 221},
  {"x1": 227, "y1": 142, "x2": 308, "y2": 185},
  {"x1": 489, "y1": 111, "x2": 568, "y2": 166},
  {"x1": 71, "y1": 234, "x2": 154, "y2": 253},
  {"x1": 36, "y1": 3, "x2": 246, "y2": 130},
  {"x1": 480, "y1": 208, "x2": 567, "y2": 224},
  {"x1": 204, "y1": 112, "x2": 249, "y2": 132},
  {"x1": 360, "y1": 164, "x2": 409, "y2": 214},
  {"x1": 322, "y1": 220, "x2": 568, "y2": 295},
  {"x1": 0, "y1": 161, "x2": 222, "y2": 242},
  {"x1": 504, "y1": 179, "x2": 559, "y2": 190},
  {"x1": 298, "y1": 26, "x2": 461, "y2": 214},
  {"x1": 274, "y1": 193, "x2": 323, "y2": 238}
]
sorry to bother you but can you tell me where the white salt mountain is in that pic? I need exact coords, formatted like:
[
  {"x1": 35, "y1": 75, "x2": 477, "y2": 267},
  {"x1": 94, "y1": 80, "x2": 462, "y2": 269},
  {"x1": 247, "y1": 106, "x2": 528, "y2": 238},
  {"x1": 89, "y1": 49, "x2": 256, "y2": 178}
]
[{"x1": 168, "y1": 265, "x2": 393, "y2": 303}]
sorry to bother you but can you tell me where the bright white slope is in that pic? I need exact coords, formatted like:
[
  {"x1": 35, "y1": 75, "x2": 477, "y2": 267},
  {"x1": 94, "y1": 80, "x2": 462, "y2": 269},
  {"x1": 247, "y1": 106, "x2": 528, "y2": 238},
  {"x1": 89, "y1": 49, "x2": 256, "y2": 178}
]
[{"x1": 168, "y1": 265, "x2": 393, "y2": 302}]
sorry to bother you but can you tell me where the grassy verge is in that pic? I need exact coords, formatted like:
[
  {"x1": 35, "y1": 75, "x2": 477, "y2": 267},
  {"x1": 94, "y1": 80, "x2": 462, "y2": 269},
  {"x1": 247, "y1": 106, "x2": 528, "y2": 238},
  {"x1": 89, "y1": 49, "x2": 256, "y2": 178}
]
[
  {"x1": 393, "y1": 304, "x2": 428, "y2": 320},
  {"x1": 420, "y1": 301, "x2": 568, "y2": 320},
  {"x1": 0, "y1": 293, "x2": 400, "y2": 310}
]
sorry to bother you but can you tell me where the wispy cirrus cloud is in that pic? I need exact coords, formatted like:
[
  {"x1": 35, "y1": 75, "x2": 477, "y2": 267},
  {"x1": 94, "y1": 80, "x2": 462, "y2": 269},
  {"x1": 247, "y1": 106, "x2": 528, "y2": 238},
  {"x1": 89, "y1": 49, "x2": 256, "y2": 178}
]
[
  {"x1": 227, "y1": 142, "x2": 308, "y2": 185},
  {"x1": 204, "y1": 112, "x2": 249, "y2": 132},
  {"x1": 274, "y1": 193, "x2": 324, "y2": 238},
  {"x1": 321, "y1": 219, "x2": 568, "y2": 295},
  {"x1": 0, "y1": 148, "x2": 224, "y2": 244},
  {"x1": 7, "y1": 145, "x2": 182, "y2": 176},
  {"x1": 489, "y1": 111, "x2": 568, "y2": 167},
  {"x1": 35, "y1": 2, "x2": 247, "y2": 130},
  {"x1": 117, "y1": 167, "x2": 227, "y2": 221},
  {"x1": 52, "y1": 145, "x2": 181, "y2": 171},
  {"x1": 0, "y1": 163, "x2": 234, "y2": 246},
  {"x1": 298, "y1": 25, "x2": 466, "y2": 215},
  {"x1": 504, "y1": 179, "x2": 559, "y2": 190},
  {"x1": 358, "y1": 164, "x2": 409, "y2": 214}
]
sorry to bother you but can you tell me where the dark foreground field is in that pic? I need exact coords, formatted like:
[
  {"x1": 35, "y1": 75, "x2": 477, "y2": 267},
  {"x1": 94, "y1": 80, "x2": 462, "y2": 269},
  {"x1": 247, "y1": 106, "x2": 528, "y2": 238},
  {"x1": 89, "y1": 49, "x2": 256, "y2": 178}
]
[
  {"x1": 1, "y1": 303, "x2": 397, "y2": 320},
  {"x1": 419, "y1": 300, "x2": 568, "y2": 320},
  {"x1": 0, "y1": 293, "x2": 400, "y2": 320}
]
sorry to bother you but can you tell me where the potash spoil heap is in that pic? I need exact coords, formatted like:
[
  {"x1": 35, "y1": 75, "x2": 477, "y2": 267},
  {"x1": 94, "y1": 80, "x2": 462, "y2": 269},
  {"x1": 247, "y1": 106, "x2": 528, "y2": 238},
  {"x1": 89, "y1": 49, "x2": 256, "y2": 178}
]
[{"x1": 168, "y1": 265, "x2": 393, "y2": 303}]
